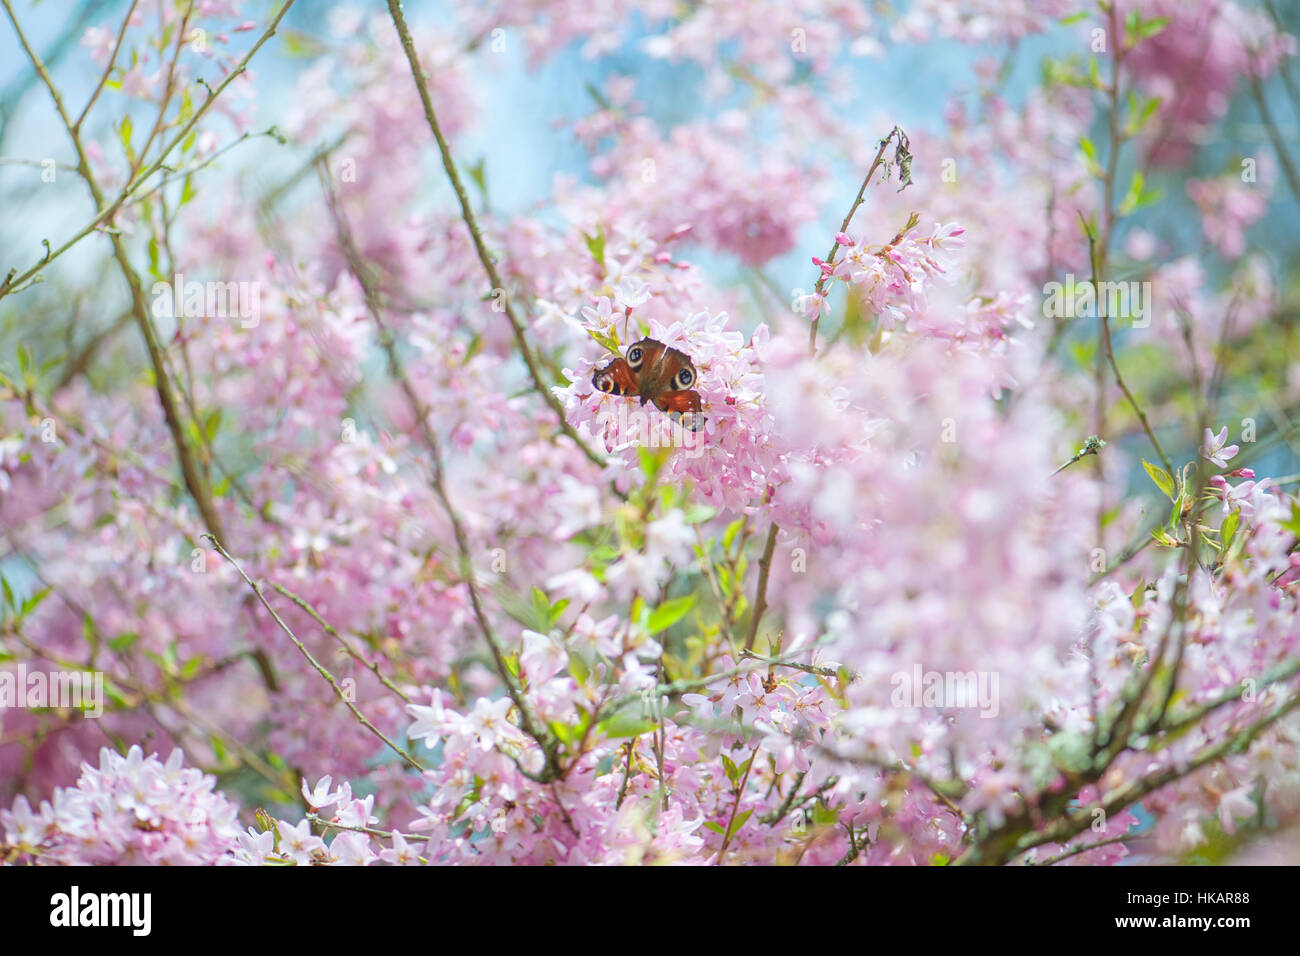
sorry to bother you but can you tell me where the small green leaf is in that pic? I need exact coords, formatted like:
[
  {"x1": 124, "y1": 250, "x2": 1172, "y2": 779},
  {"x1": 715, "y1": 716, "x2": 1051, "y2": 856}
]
[
  {"x1": 727, "y1": 808, "x2": 753, "y2": 838},
  {"x1": 20, "y1": 586, "x2": 51, "y2": 617},
  {"x1": 1142, "y1": 459, "x2": 1176, "y2": 500},
  {"x1": 1220, "y1": 511, "x2": 1240, "y2": 551},
  {"x1": 203, "y1": 408, "x2": 222, "y2": 442},
  {"x1": 1137, "y1": 16, "x2": 1169, "y2": 39},
  {"x1": 585, "y1": 327, "x2": 620, "y2": 354},
  {"x1": 722, "y1": 517, "x2": 746, "y2": 555},
  {"x1": 549, "y1": 720, "x2": 578, "y2": 745},
  {"x1": 597, "y1": 706, "x2": 657, "y2": 739},
  {"x1": 638, "y1": 446, "x2": 667, "y2": 481},
  {"x1": 466, "y1": 158, "x2": 488, "y2": 198},
  {"x1": 647, "y1": 594, "x2": 695, "y2": 634},
  {"x1": 721, "y1": 753, "x2": 739, "y2": 784},
  {"x1": 547, "y1": 597, "x2": 570, "y2": 628},
  {"x1": 583, "y1": 231, "x2": 606, "y2": 268},
  {"x1": 109, "y1": 632, "x2": 140, "y2": 653},
  {"x1": 530, "y1": 587, "x2": 550, "y2": 626},
  {"x1": 1280, "y1": 501, "x2": 1300, "y2": 537}
]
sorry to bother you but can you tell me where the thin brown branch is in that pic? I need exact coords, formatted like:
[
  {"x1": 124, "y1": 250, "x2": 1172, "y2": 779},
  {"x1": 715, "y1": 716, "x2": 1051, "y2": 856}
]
[
  {"x1": 318, "y1": 161, "x2": 561, "y2": 781},
  {"x1": 271, "y1": 583, "x2": 412, "y2": 705},
  {"x1": 808, "y1": 126, "x2": 906, "y2": 356},
  {"x1": 742, "y1": 522, "x2": 779, "y2": 651},
  {"x1": 205, "y1": 536, "x2": 426, "y2": 773},
  {"x1": 73, "y1": 0, "x2": 139, "y2": 132},
  {"x1": 384, "y1": 0, "x2": 606, "y2": 469},
  {"x1": 0, "y1": 0, "x2": 296, "y2": 300}
]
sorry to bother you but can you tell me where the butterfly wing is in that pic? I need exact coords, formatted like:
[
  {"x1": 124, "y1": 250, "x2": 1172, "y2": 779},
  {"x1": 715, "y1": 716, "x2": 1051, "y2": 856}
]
[
  {"x1": 591, "y1": 356, "x2": 639, "y2": 397},
  {"x1": 652, "y1": 389, "x2": 705, "y2": 432}
]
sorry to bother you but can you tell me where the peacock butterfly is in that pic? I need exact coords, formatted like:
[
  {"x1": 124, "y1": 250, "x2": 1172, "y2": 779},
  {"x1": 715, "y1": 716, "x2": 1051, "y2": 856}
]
[{"x1": 591, "y1": 337, "x2": 705, "y2": 431}]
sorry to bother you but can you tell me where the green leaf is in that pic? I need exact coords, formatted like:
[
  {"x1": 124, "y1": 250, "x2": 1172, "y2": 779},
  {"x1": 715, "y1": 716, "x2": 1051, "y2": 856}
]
[
  {"x1": 583, "y1": 231, "x2": 606, "y2": 268},
  {"x1": 279, "y1": 29, "x2": 328, "y2": 58},
  {"x1": 1281, "y1": 501, "x2": 1300, "y2": 537},
  {"x1": 1220, "y1": 511, "x2": 1240, "y2": 551},
  {"x1": 721, "y1": 753, "x2": 739, "y2": 784},
  {"x1": 109, "y1": 632, "x2": 138, "y2": 655},
  {"x1": 530, "y1": 586, "x2": 550, "y2": 627},
  {"x1": 1137, "y1": 16, "x2": 1169, "y2": 39},
  {"x1": 585, "y1": 326, "x2": 620, "y2": 354},
  {"x1": 1140, "y1": 95, "x2": 1162, "y2": 125},
  {"x1": 203, "y1": 409, "x2": 222, "y2": 443},
  {"x1": 466, "y1": 158, "x2": 488, "y2": 199},
  {"x1": 20, "y1": 586, "x2": 51, "y2": 617},
  {"x1": 1119, "y1": 170, "x2": 1162, "y2": 215},
  {"x1": 646, "y1": 594, "x2": 695, "y2": 634},
  {"x1": 702, "y1": 820, "x2": 726, "y2": 835},
  {"x1": 547, "y1": 597, "x2": 570, "y2": 628},
  {"x1": 1142, "y1": 459, "x2": 1176, "y2": 500},
  {"x1": 727, "y1": 808, "x2": 753, "y2": 838},
  {"x1": 722, "y1": 517, "x2": 746, "y2": 555},
  {"x1": 549, "y1": 720, "x2": 578, "y2": 745},
  {"x1": 103, "y1": 678, "x2": 131, "y2": 709},
  {"x1": 1168, "y1": 493, "x2": 1184, "y2": 531},
  {"x1": 638, "y1": 446, "x2": 667, "y2": 482},
  {"x1": 178, "y1": 88, "x2": 195, "y2": 124},
  {"x1": 597, "y1": 706, "x2": 657, "y2": 739},
  {"x1": 682, "y1": 504, "x2": 716, "y2": 525}
]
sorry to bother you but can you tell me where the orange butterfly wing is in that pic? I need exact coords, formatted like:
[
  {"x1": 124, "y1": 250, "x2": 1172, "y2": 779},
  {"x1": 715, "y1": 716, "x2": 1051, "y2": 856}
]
[
  {"x1": 652, "y1": 389, "x2": 704, "y2": 432},
  {"x1": 591, "y1": 356, "x2": 638, "y2": 397}
]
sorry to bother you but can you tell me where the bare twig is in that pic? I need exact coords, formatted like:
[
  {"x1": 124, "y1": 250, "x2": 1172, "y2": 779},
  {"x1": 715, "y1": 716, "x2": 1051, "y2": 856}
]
[
  {"x1": 742, "y1": 523, "x2": 779, "y2": 652},
  {"x1": 384, "y1": 0, "x2": 606, "y2": 469},
  {"x1": 808, "y1": 126, "x2": 908, "y2": 356},
  {"x1": 318, "y1": 161, "x2": 561, "y2": 782},
  {"x1": 0, "y1": 0, "x2": 296, "y2": 300},
  {"x1": 205, "y1": 536, "x2": 426, "y2": 773}
]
